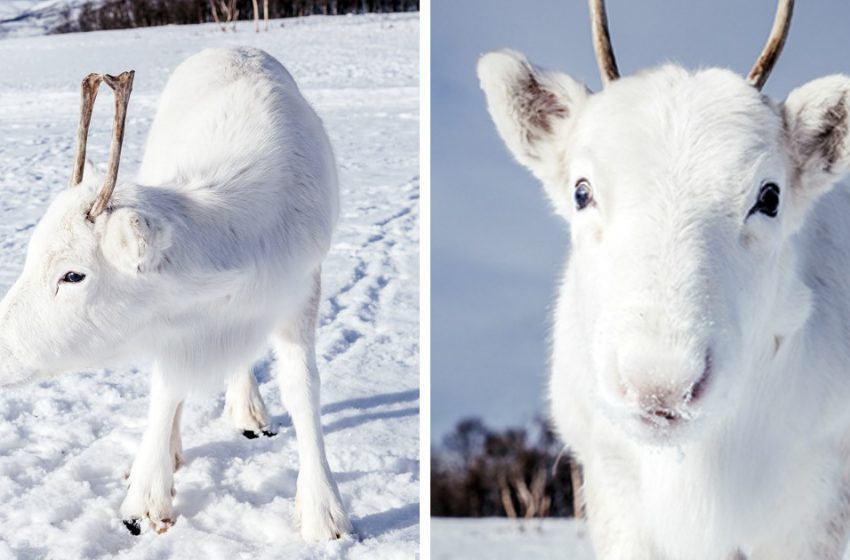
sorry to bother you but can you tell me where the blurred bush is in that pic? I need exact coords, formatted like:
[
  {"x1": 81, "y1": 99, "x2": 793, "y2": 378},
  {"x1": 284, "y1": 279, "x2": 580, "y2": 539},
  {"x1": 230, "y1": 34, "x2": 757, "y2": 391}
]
[{"x1": 431, "y1": 417, "x2": 581, "y2": 519}]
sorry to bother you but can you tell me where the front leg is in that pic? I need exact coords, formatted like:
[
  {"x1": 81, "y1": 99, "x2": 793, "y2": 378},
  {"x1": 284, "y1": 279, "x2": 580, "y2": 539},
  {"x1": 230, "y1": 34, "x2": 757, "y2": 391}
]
[
  {"x1": 121, "y1": 364, "x2": 185, "y2": 535},
  {"x1": 273, "y1": 271, "x2": 352, "y2": 542},
  {"x1": 747, "y1": 482, "x2": 850, "y2": 559},
  {"x1": 583, "y1": 450, "x2": 660, "y2": 559}
]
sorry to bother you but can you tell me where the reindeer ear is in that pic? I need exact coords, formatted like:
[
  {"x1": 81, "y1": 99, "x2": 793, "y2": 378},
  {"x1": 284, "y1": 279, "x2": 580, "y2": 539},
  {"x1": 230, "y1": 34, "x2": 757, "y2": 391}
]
[
  {"x1": 784, "y1": 75, "x2": 850, "y2": 208},
  {"x1": 99, "y1": 208, "x2": 171, "y2": 275},
  {"x1": 478, "y1": 50, "x2": 590, "y2": 186}
]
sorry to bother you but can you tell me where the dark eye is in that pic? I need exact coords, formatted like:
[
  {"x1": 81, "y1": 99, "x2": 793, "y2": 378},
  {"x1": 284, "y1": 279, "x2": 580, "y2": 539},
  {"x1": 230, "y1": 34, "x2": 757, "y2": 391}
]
[
  {"x1": 60, "y1": 272, "x2": 86, "y2": 284},
  {"x1": 574, "y1": 179, "x2": 594, "y2": 210},
  {"x1": 749, "y1": 183, "x2": 781, "y2": 218}
]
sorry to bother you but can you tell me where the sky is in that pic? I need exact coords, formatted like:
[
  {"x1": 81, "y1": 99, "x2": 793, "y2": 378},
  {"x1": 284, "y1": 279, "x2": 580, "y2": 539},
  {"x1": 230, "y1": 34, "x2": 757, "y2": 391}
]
[{"x1": 430, "y1": 0, "x2": 850, "y2": 440}]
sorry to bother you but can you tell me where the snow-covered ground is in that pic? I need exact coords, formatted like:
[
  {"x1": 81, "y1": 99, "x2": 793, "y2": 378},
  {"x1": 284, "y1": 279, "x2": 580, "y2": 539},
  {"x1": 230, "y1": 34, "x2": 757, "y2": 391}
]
[
  {"x1": 432, "y1": 518, "x2": 850, "y2": 559},
  {"x1": 0, "y1": 13, "x2": 419, "y2": 559},
  {"x1": 431, "y1": 518, "x2": 594, "y2": 560}
]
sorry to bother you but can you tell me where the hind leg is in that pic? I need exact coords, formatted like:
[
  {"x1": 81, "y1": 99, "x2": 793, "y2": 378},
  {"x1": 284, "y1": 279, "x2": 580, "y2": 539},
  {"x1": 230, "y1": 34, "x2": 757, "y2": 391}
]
[
  {"x1": 225, "y1": 367, "x2": 274, "y2": 438},
  {"x1": 273, "y1": 269, "x2": 351, "y2": 542}
]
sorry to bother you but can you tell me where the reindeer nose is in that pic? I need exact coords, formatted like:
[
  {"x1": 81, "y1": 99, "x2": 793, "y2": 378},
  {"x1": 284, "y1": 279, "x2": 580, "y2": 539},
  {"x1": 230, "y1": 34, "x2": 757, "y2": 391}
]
[{"x1": 616, "y1": 343, "x2": 712, "y2": 419}]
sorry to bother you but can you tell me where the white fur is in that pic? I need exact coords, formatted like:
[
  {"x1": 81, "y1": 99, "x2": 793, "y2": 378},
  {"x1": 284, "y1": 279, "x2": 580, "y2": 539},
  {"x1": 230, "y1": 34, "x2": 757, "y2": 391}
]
[
  {"x1": 0, "y1": 47, "x2": 352, "y2": 540},
  {"x1": 480, "y1": 50, "x2": 850, "y2": 558},
  {"x1": 225, "y1": 368, "x2": 272, "y2": 435}
]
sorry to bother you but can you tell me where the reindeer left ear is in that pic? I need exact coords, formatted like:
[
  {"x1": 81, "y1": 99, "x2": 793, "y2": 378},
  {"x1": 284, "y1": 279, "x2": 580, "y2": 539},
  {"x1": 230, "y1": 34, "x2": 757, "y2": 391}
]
[
  {"x1": 99, "y1": 208, "x2": 172, "y2": 275},
  {"x1": 477, "y1": 50, "x2": 590, "y2": 191},
  {"x1": 784, "y1": 75, "x2": 850, "y2": 200}
]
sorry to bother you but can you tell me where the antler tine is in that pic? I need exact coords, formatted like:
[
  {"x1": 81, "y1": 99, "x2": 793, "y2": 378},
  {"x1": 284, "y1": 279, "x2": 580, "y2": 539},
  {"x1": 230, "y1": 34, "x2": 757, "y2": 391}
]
[
  {"x1": 88, "y1": 70, "x2": 134, "y2": 221},
  {"x1": 747, "y1": 0, "x2": 794, "y2": 90},
  {"x1": 588, "y1": 0, "x2": 620, "y2": 86},
  {"x1": 71, "y1": 73, "x2": 104, "y2": 187}
]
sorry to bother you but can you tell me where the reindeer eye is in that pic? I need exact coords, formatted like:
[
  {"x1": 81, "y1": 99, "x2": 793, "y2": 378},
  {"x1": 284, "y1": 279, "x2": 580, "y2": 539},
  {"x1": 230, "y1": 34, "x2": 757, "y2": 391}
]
[
  {"x1": 749, "y1": 183, "x2": 780, "y2": 218},
  {"x1": 574, "y1": 179, "x2": 594, "y2": 210},
  {"x1": 60, "y1": 272, "x2": 86, "y2": 284}
]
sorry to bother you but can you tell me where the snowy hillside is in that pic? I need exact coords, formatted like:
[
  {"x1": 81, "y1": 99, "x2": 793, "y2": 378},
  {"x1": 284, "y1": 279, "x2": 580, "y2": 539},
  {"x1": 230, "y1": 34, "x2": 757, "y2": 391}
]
[
  {"x1": 0, "y1": 0, "x2": 92, "y2": 38},
  {"x1": 0, "y1": 13, "x2": 419, "y2": 559}
]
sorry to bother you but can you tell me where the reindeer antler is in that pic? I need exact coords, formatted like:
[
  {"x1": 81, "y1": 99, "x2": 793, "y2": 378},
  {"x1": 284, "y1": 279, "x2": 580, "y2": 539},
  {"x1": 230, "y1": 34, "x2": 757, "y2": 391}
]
[
  {"x1": 588, "y1": 0, "x2": 619, "y2": 86},
  {"x1": 88, "y1": 71, "x2": 134, "y2": 220},
  {"x1": 71, "y1": 73, "x2": 104, "y2": 187},
  {"x1": 747, "y1": 0, "x2": 794, "y2": 90},
  {"x1": 588, "y1": 0, "x2": 794, "y2": 90},
  {"x1": 70, "y1": 70, "x2": 135, "y2": 220}
]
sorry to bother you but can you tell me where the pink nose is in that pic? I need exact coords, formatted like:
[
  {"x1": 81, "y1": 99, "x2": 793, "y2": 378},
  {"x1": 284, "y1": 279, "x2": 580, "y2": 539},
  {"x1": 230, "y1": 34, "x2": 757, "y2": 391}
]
[{"x1": 616, "y1": 343, "x2": 712, "y2": 421}]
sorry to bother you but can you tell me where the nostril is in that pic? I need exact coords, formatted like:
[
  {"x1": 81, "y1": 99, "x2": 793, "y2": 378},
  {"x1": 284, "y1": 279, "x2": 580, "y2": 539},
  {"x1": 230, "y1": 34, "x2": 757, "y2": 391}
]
[
  {"x1": 686, "y1": 351, "x2": 712, "y2": 403},
  {"x1": 650, "y1": 408, "x2": 678, "y2": 422}
]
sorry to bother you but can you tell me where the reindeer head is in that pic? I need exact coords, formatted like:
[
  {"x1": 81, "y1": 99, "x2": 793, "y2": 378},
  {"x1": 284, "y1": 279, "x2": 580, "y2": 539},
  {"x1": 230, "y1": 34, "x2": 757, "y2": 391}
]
[
  {"x1": 0, "y1": 71, "x2": 172, "y2": 386},
  {"x1": 479, "y1": 0, "x2": 850, "y2": 442}
]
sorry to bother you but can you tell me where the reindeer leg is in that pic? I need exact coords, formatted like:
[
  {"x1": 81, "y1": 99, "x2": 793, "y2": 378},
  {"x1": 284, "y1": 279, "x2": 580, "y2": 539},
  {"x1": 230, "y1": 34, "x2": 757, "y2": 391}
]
[
  {"x1": 272, "y1": 270, "x2": 351, "y2": 541},
  {"x1": 225, "y1": 367, "x2": 275, "y2": 439},
  {"x1": 121, "y1": 364, "x2": 185, "y2": 535},
  {"x1": 170, "y1": 401, "x2": 184, "y2": 471}
]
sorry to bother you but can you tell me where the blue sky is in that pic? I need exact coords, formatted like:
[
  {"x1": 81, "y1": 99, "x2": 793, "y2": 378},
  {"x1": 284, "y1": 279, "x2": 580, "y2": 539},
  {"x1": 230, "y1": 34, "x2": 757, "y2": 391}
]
[{"x1": 430, "y1": 0, "x2": 850, "y2": 439}]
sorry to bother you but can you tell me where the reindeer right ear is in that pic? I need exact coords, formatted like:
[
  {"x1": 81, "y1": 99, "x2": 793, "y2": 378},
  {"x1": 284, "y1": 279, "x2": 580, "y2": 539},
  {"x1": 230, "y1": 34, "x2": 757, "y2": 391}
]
[
  {"x1": 99, "y1": 208, "x2": 172, "y2": 276},
  {"x1": 477, "y1": 50, "x2": 590, "y2": 185}
]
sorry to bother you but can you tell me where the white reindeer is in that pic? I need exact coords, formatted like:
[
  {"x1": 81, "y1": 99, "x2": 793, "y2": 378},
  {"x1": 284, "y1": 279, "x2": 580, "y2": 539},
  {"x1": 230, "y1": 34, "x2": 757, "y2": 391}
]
[
  {"x1": 479, "y1": 0, "x2": 850, "y2": 557},
  {"x1": 0, "y1": 47, "x2": 352, "y2": 541}
]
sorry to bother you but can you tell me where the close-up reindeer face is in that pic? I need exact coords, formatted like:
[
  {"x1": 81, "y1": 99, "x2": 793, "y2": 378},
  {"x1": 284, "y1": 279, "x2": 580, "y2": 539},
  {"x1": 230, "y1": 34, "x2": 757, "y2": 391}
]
[
  {"x1": 479, "y1": 0, "x2": 850, "y2": 443},
  {"x1": 0, "y1": 71, "x2": 170, "y2": 386}
]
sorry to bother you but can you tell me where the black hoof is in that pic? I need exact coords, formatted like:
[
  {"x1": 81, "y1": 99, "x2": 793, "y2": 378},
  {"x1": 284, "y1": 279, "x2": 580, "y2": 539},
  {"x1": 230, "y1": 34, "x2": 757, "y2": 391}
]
[
  {"x1": 242, "y1": 430, "x2": 260, "y2": 440},
  {"x1": 123, "y1": 518, "x2": 142, "y2": 536},
  {"x1": 262, "y1": 429, "x2": 277, "y2": 438}
]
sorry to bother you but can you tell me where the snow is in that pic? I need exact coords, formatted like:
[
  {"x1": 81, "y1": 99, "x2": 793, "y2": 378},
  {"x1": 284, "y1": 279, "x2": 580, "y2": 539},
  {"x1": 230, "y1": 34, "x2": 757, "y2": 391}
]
[
  {"x1": 431, "y1": 518, "x2": 594, "y2": 559},
  {"x1": 431, "y1": 518, "x2": 850, "y2": 559},
  {"x1": 0, "y1": 13, "x2": 419, "y2": 559}
]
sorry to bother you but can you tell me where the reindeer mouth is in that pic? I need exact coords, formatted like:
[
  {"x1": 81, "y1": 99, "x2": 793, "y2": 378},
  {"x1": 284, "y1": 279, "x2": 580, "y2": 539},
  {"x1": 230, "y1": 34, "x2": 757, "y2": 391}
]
[
  {"x1": 630, "y1": 407, "x2": 694, "y2": 444},
  {"x1": 640, "y1": 408, "x2": 681, "y2": 426}
]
